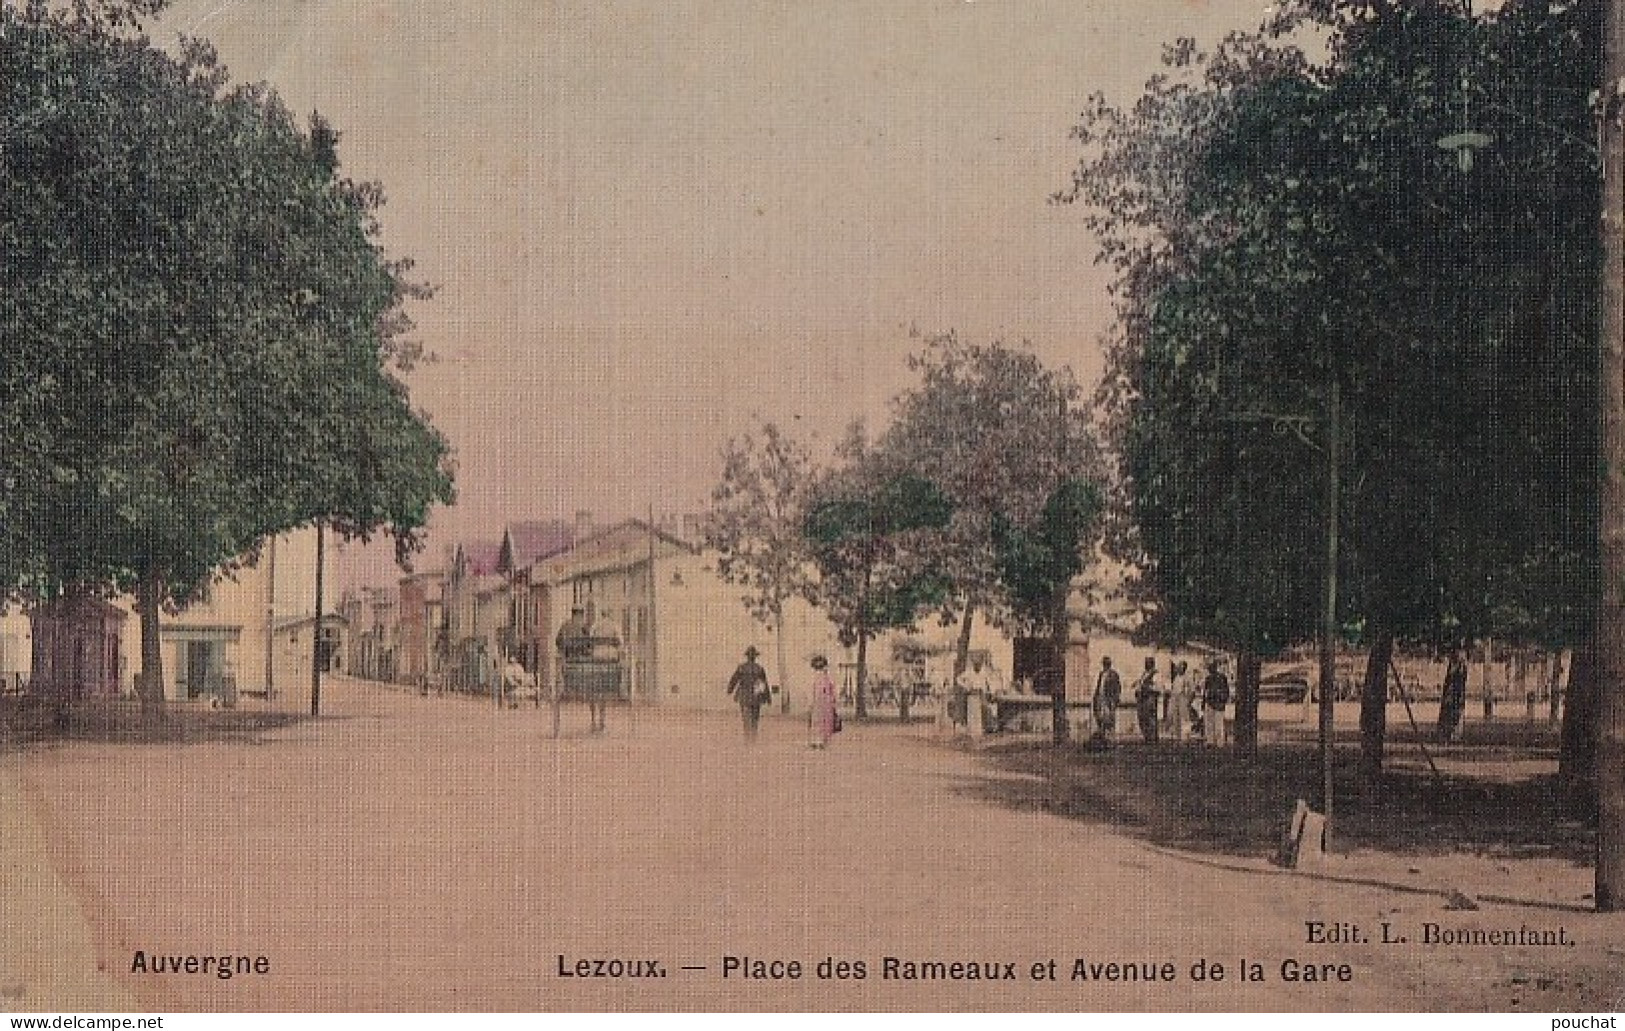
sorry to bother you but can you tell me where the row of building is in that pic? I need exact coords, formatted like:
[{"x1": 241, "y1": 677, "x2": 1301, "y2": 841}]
[
  {"x1": 345, "y1": 512, "x2": 930, "y2": 711},
  {"x1": 1, "y1": 530, "x2": 339, "y2": 710},
  {"x1": 2, "y1": 509, "x2": 1068, "y2": 715}
]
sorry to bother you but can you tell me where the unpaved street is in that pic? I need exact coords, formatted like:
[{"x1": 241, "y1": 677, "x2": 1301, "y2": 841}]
[{"x1": 7, "y1": 679, "x2": 1623, "y2": 1012}]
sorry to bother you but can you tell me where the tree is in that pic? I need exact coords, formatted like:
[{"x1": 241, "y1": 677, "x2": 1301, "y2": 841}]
[
  {"x1": 1064, "y1": 1, "x2": 1602, "y2": 775},
  {"x1": 871, "y1": 333, "x2": 1102, "y2": 686},
  {"x1": 704, "y1": 420, "x2": 818, "y2": 712},
  {"x1": 1059, "y1": 27, "x2": 1327, "y2": 755},
  {"x1": 992, "y1": 479, "x2": 1103, "y2": 741},
  {"x1": 804, "y1": 426, "x2": 953, "y2": 719},
  {"x1": 1, "y1": 4, "x2": 454, "y2": 712}
]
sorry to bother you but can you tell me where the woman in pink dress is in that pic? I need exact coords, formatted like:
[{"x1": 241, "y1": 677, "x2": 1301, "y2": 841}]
[{"x1": 809, "y1": 655, "x2": 837, "y2": 749}]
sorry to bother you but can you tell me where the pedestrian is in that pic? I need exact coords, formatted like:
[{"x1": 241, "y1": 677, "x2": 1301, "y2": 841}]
[
  {"x1": 556, "y1": 605, "x2": 610, "y2": 734},
  {"x1": 727, "y1": 645, "x2": 770, "y2": 741},
  {"x1": 966, "y1": 652, "x2": 1002, "y2": 695},
  {"x1": 502, "y1": 655, "x2": 530, "y2": 709},
  {"x1": 1092, "y1": 656, "x2": 1121, "y2": 745},
  {"x1": 1437, "y1": 649, "x2": 1467, "y2": 742},
  {"x1": 808, "y1": 654, "x2": 838, "y2": 749},
  {"x1": 585, "y1": 626, "x2": 619, "y2": 735},
  {"x1": 1202, "y1": 657, "x2": 1230, "y2": 748},
  {"x1": 1134, "y1": 656, "x2": 1161, "y2": 743},
  {"x1": 1165, "y1": 659, "x2": 1195, "y2": 741},
  {"x1": 962, "y1": 652, "x2": 1000, "y2": 732}
]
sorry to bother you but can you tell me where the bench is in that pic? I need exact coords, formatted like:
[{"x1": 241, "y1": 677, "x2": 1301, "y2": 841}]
[{"x1": 987, "y1": 692, "x2": 1096, "y2": 733}]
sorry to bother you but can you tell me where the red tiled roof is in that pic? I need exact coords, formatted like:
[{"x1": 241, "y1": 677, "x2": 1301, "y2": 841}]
[
  {"x1": 458, "y1": 542, "x2": 503, "y2": 577},
  {"x1": 501, "y1": 520, "x2": 575, "y2": 572}
]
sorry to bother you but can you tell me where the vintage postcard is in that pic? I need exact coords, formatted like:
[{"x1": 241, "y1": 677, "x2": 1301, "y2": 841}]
[{"x1": 3, "y1": 0, "x2": 1624, "y2": 1016}]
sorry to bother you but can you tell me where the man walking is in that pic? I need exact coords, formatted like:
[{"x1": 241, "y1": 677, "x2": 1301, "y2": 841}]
[
  {"x1": 1092, "y1": 656, "x2": 1121, "y2": 745},
  {"x1": 1134, "y1": 656, "x2": 1161, "y2": 744},
  {"x1": 727, "y1": 645, "x2": 770, "y2": 741},
  {"x1": 1202, "y1": 657, "x2": 1231, "y2": 748}
]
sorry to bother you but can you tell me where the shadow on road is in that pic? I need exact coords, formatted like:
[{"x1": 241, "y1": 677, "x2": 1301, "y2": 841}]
[
  {"x1": 955, "y1": 730, "x2": 1592, "y2": 868},
  {"x1": 0, "y1": 697, "x2": 309, "y2": 748}
]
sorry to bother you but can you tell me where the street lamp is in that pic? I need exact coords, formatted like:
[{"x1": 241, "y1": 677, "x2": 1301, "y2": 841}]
[
  {"x1": 1225, "y1": 384, "x2": 1341, "y2": 837},
  {"x1": 1437, "y1": 130, "x2": 1493, "y2": 172}
]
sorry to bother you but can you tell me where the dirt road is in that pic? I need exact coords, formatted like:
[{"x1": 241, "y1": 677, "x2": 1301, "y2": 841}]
[{"x1": 8, "y1": 680, "x2": 1622, "y2": 1011}]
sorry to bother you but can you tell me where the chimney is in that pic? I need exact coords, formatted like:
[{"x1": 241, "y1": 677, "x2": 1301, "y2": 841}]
[{"x1": 574, "y1": 509, "x2": 595, "y2": 541}]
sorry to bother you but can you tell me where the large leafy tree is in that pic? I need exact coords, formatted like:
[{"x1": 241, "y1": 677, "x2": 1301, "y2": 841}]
[
  {"x1": 1063, "y1": 0, "x2": 1600, "y2": 766},
  {"x1": 704, "y1": 420, "x2": 818, "y2": 711},
  {"x1": 870, "y1": 333, "x2": 1101, "y2": 684},
  {"x1": 804, "y1": 426, "x2": 953, "y2": 719},
  {"x1": 1, "y1": 3, "x2": 454, "y2": 710},
  {"x1": 992, "y1": 479, "x2": 1103, "y2": 742}
]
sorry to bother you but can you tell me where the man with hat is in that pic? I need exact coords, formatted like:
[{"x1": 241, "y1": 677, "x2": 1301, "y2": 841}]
[
  {"x1": 1092, "y1": 656, "x2": 1121, "y2": 746},
  {"x1": 1202, "y1": 655, "x2": 1231, "y2": 748},
  {"x1": 727, "y1": 645, "x2": 771, "y2": 740}
]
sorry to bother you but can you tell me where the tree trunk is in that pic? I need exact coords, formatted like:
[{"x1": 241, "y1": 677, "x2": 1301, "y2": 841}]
[
  {"x1": 953, "y1": 604, "x2": 975, "y2": 684},
  {"x1": 1360, "y1": 623, "x2": 1395, "y2": 786},
  {"x1": 1233, "y1": 649, "x2": 1262, "y2": 755},
  {"x1": 1050, "y1": 584, "x2": 1069, "y2": 744},
  {"x1": 135, "y1": 573, "x2": 166, "y2": 720},
  {"x1": 774, "y1": 591, "x2": 789, "y2": 714},
  {"x1": 854, "y1": 631, "x2": 869, "y2": 721},
  {"x1": 1598, "y1": 0, "x2": 1625, "y2": 912},
  {"x1": 1550, "y1": 650, "x2": 1566, "y2": 725},
  {"x1": 310, "y1": 521, "x2": 325, "y2": 717}
]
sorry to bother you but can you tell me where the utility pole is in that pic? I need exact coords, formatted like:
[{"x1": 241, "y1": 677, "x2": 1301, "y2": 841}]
[
  {"x1": 1052, "y1": 392, "x2": 1071, "y2": 744},
  {"x1": 1319, "y1": 380, "x2": 1341, "y2": 835},
  {"x1": 647, "y1": 504, "x2": 659, "y2": 704},
  {"x1": 1595, "y1": 0, "x2": 1625, "y2": 912},
  {"x1": 264, "y1": 535, "x2": 276, "y2": 702}
]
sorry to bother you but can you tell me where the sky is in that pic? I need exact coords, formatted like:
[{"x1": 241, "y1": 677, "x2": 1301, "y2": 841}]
[{"x1": 149, "y1": 0, "x2": 1278, "y2": 585}]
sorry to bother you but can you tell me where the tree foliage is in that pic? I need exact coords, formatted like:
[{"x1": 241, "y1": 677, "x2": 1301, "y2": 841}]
[
  {"x1": 1065, "y1": 0, "x2": 1599, "y2": 657},
  {"x1": 1, "y1": 2, "x2": 454, "y2": 701},
  {"x1": 705, "y1": 421, "x2": 817, "y2": 624},
  {"x1": 803, "y1": 425, "x2": 953, "y2": 717},
  {"x1": 703, "y1": 420, "x2": 818, "y2": 697},
  {"x1": 866, "y1": 333, "x2": 1103, "y2": 676},
  {"x1": 992, "y1": 479, "x2": 1103, "y2": 637}
]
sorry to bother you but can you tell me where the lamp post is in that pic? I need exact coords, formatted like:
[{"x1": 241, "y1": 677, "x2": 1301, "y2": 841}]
[{"x1": 1225, "y1": 382, "x2": 1341, "y2": 835}]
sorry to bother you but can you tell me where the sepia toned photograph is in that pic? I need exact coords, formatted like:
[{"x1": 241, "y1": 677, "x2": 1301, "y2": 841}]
[{"x1": 3, "y1": 0, "x2": 1625, "y2": 1015}]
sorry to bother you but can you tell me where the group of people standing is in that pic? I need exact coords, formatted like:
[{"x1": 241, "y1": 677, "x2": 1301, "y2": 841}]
[
  {"x1": 727, "y1": 646, "x2": 840, "y2": 748},
  {"x1": 727, "y1": 644, "x2": 1240, "y2": 751},
  {"x1": 1093, "y1": 654, "x2": 1231, "y2": 747}
]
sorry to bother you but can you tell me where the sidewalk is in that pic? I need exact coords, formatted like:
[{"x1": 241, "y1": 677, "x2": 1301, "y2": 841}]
[{"x1": 0, "y1": 757, "x2": 134, "y2": 1013}]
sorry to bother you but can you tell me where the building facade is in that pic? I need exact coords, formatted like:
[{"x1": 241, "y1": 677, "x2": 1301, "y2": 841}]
[{"x1": 396, "y1": 570, "x2": 446, "y2": 686}]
